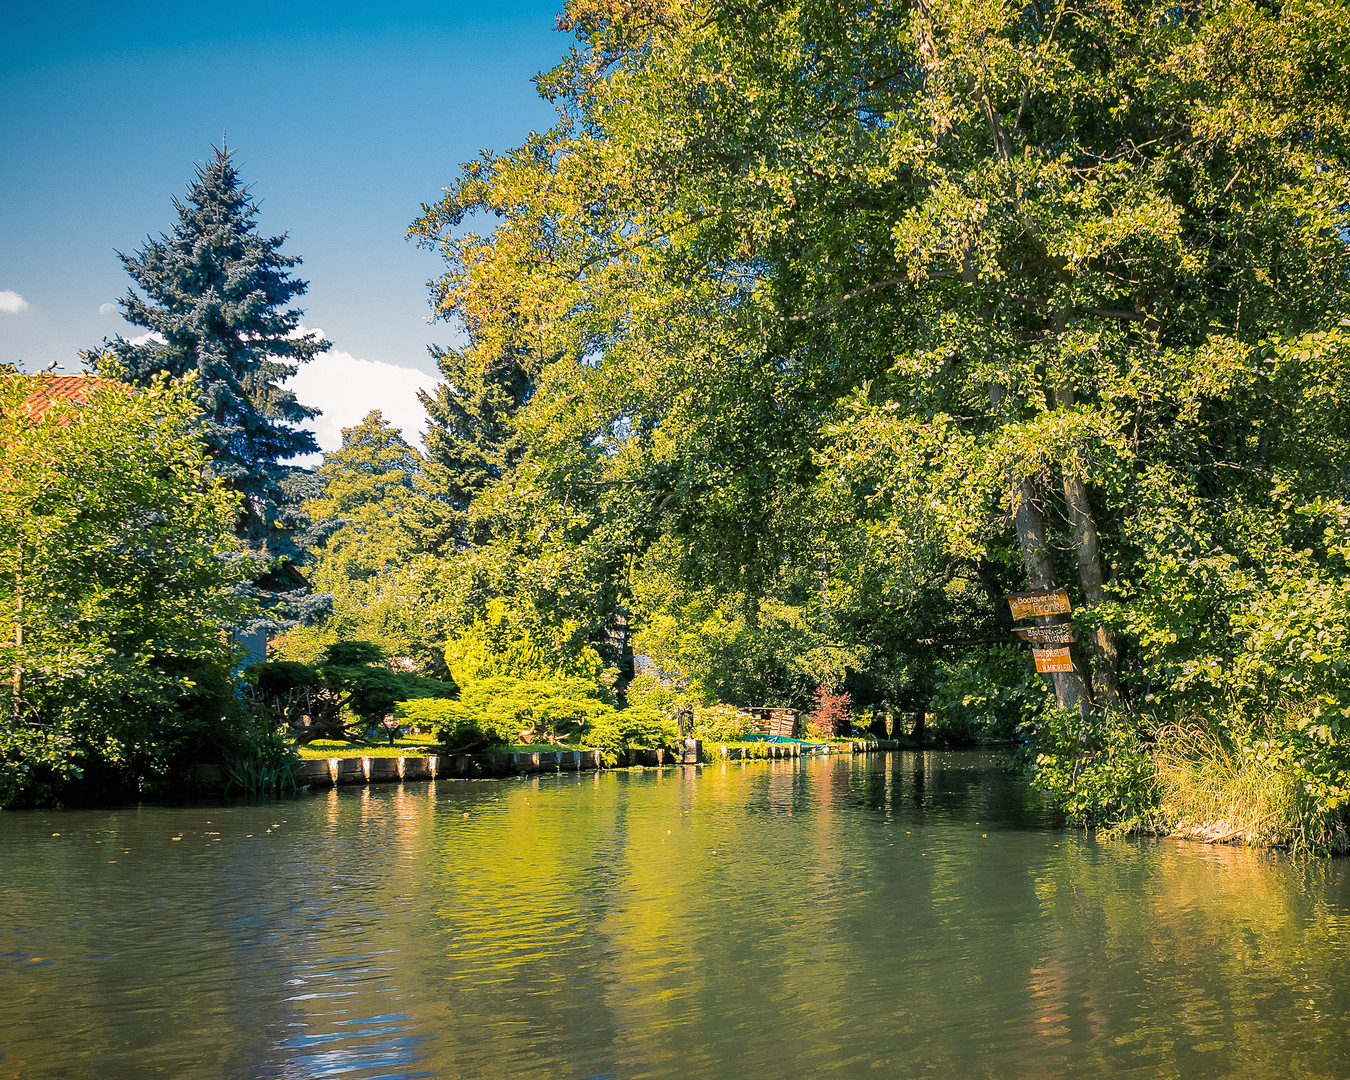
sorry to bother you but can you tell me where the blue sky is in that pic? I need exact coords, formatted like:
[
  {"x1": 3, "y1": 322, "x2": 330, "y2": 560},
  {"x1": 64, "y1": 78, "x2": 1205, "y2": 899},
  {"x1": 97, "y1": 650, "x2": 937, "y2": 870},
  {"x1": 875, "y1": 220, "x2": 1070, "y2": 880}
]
[{"x1": 0, "y1": 0, "x2": 566, "y2": 451}]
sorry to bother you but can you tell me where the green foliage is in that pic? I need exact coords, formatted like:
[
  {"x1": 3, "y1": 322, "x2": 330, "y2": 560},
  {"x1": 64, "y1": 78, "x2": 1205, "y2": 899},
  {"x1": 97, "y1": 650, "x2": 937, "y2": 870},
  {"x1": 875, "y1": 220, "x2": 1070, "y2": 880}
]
[
  {"x1": 930, "y1": 644, "x2": 1045, "y2": 744},
  {"x1": 414, "y1": 344, "x2": 533, "y2": 555},
  {"x1": 276, "y1": 554, "x2": 446, "y2": 675},
  {"x1": 394, "y1": 330, "x2": 637, "y2": 696},
  {"x1": 407, "y1": 0, "x2": 1350, "y2": 839},
  {"x1": 283, "y1": 411, "x2": 449, "y2": 672},
  {"x1": 625, "y1": 670, "x2": 678, "y2": 713},
  {"x1": 586, "y1": 703, "x2": 678, "y2": 754},
  {"x1": 216, "y1": 714, "x2": 301, "y2": 798},
  {"x1": 0, "y1": 726, "x2": 78, "y2": 809},
  {"x1": 305, "y1": 411, "x2": 421, "y2": 590},
  {"x1": 1030, "y1": 699, "x2": 1350, "y2": 850},
  {"x1": 444, "y1": 597, "x2": 606, "y2": 688},
  {"x1": 630, "y1": 552, "x2": 852, "y2": 709},
  {"x1": 324, "y1": 640, "x2": 386, "y2": 668},
  {"x1": 1024, "y1": 708, "x2": 1159, "y2": 831},
  {"x1": 1107, "y1": 487, "x2": 1350, "y2": 717},
  {"x1": 398, "y1": 674, "x2": 614, "y2": 750},
  {"x1": 689, "y1": 703, "x2": 755, "y2": 744},
  {"x1": 0, "y1": 372, "x2": 251, "y2": 807},
  {"x1": 246, "y1": 640, "x2": 455, "y2": 744}
]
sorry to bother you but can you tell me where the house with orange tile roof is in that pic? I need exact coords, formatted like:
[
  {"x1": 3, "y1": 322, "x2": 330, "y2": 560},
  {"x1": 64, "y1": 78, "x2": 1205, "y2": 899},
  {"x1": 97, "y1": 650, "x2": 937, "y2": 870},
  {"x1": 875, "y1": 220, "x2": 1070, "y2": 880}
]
[{"x1": 16, "y1": 373, "x2": 105, "y2": 421}]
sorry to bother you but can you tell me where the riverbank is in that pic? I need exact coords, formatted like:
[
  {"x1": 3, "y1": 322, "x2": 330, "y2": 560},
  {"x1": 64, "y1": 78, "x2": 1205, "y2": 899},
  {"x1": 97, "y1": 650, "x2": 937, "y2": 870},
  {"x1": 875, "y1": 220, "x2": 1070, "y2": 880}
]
[{"x1": 194, "y1": 738, "x2": 944, "y2": 794}]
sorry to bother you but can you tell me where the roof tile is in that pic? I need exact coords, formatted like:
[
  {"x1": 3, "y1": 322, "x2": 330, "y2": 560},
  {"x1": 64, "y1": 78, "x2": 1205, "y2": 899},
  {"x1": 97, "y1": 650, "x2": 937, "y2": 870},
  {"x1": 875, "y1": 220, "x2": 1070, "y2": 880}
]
[{"x1": 20, "y1": 374, "x2": 103, "y2": 419}]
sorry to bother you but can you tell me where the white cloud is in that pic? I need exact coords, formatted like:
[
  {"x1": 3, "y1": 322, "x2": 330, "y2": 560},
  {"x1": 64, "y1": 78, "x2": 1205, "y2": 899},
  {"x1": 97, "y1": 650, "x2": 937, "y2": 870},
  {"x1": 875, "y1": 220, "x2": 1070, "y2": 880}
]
[
  {"x1": 127, "y1": 331, "x2": 165, "y2": 346},
  {"x1": 86, "y1": 320, "x2": 438, "y2": 463},
  {"x1": 99, "y1": 302, "x2": 117, "y2": 316},
  {"x1": 0, "y1": 290, "x2": 29, "y2": 313},
  {"x1": 289, "y1": 347, "x2": 440, "y2": 460}
]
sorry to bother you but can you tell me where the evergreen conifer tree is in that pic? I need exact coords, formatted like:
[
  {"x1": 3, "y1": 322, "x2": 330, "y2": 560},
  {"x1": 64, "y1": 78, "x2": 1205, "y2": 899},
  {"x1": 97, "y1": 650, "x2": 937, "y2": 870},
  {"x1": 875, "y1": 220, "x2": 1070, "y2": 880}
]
[
  {"x1": 414, "y1": 343, "x2": 532, "y2": 554},
  {"x1": 93, "y1": 145, "x2": 331, "y2": 632}
]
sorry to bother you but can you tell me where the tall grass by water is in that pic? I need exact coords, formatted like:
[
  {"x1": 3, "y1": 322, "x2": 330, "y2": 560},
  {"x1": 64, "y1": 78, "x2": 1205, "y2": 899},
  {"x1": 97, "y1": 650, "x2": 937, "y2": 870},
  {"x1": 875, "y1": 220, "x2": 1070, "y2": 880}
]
[
  {"x1": 1153, "y1": 713, "x2": 1350, "y2": 854},
  {"x1": 1028, "y1": 701, "x2": 1350, "y2": 854}
]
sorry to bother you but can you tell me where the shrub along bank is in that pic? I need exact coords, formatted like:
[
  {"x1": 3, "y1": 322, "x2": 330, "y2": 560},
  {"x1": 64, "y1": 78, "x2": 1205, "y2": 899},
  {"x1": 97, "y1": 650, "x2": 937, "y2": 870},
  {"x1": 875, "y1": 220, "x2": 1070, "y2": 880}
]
[{"x1": 1027, "y1": 701, "x2": 1350, "y2": 855}]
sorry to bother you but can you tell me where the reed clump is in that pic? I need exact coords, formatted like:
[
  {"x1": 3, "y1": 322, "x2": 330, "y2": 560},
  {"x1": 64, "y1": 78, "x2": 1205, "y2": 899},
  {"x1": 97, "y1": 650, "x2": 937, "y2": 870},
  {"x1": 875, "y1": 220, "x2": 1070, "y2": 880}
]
[
  {"x1": 1026, "y1": 698, "x2": 1350, "y2": 854},
  {"x1": 1152, "y1": 708, "x2": 1350, "y2": 855}
]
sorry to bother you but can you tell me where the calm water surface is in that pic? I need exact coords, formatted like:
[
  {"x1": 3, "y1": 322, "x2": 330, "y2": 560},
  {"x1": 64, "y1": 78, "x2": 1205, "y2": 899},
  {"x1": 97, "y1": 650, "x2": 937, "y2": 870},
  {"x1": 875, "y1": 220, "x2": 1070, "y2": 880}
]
[{"x1": 3, "y1": 752, "x2": 1349, "y2": 1079}]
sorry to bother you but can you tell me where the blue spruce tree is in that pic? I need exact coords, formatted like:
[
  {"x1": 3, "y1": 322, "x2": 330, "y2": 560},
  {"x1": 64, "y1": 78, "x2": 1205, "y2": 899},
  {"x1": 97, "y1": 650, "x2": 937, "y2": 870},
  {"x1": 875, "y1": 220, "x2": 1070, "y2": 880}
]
[{"x1": 93, "y1": 145, "x2": 332, "y2": 639}]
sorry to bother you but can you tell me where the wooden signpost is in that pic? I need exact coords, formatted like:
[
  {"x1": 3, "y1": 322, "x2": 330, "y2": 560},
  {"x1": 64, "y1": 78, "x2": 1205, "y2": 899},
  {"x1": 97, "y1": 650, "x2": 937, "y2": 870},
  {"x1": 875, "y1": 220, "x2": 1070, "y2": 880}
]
[
  {"x1": 1006, "y1": 588, "x2": 1071, "y2": 621},
  {"x1": 1006, "y1": 588, "x2": 1077, "y2": 677},
  {"x1": 1031, "y1": 646, "x2": 1074, "y2": 673},
  {"x1": 1014, "y1": 625, "x2": 1075, "y2": 645}
]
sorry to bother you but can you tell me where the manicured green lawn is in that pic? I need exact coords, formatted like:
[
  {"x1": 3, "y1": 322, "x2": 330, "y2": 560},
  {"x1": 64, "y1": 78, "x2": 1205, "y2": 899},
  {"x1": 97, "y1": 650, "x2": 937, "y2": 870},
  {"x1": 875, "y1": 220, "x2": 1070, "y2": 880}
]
[{"x1": 295, "y1": 737, "x2": 436, "y2": 759}]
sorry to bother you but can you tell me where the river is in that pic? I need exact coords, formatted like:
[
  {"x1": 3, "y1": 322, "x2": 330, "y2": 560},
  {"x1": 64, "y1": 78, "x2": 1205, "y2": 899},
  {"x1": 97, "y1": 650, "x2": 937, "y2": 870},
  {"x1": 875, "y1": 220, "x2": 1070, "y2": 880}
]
[{"x1": 3, "y1": 751, "x2": 1349, "y2": 1079}]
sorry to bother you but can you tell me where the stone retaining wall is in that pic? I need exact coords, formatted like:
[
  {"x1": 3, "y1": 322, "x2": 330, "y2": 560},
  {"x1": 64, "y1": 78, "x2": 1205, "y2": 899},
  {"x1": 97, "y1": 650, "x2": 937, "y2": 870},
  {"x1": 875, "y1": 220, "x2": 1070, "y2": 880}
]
[{"x1": 191, "y1": 738, "x2": 908, "y2": 794}]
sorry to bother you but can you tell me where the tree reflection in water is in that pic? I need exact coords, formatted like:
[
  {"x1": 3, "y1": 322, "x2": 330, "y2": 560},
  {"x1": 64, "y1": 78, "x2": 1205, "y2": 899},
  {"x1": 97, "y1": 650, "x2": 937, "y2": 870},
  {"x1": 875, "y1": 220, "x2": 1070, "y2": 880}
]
[{"x1": 1, "y1": 753, "x2": 1348, "y2": 1079}]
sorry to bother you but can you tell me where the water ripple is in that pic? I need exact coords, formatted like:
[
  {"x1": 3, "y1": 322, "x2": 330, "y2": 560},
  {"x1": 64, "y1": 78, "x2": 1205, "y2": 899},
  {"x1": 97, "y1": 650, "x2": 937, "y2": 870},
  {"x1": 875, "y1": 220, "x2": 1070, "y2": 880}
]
[{"x1": 1, "y1": 755, "x2": 1348, "y2": 1079}]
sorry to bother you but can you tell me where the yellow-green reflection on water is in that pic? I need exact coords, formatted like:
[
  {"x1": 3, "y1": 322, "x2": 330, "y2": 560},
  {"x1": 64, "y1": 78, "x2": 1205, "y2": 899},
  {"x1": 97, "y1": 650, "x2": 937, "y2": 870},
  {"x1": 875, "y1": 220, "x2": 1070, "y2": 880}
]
[{"x1": 2, "y1": 752, "x2": 1348, "y2": 1079}]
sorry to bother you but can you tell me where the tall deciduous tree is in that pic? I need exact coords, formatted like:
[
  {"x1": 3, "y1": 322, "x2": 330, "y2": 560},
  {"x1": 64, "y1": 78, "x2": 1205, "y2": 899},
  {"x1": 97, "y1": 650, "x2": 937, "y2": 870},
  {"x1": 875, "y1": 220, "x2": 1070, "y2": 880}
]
[
  {"x1": 94, "y1": 145, "x2": 331, "y2": 631},
  {"x1": 0, "y1": 372, "x2": 251, "y2": 807},
  {"x1": 413, "y1": 0, "x2": 1350, "y2": 803}
]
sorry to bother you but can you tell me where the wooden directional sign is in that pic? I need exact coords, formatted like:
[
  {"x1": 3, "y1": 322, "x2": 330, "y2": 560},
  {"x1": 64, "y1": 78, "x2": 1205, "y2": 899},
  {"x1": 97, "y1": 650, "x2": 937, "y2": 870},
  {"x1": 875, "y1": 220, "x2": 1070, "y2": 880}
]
[
  {"x1": 1014, "y1": 625, "x2": 1075, "y2": 645},
  {"x1": 1007, "y1": 588, "x2": 1071, "y2": 621},
  {"x1": 1032, "y1": 645, "x2": 1074, "y2": 673}
]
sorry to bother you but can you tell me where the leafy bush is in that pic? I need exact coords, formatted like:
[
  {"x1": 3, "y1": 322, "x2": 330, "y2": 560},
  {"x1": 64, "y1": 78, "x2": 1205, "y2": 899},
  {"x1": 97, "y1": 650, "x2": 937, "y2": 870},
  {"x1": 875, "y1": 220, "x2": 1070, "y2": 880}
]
[
  {"x1": 396, "y1": 698, "x2": 517, "y2": 751},
  {"x1": 587, "y1": 704, "x2": 678, "y2": 752},
  {"x1": 622, "y1": 686, "x2": 756, "y2": 745},
  {"x1": 445, "y1": 598, "x2": 605, "y2": 686},
  {"x1": 1023, "y1": 706, "x2": 1159, "y2": 831},
  {"x1": 691, "y1": 703, "x2": 754, "y2": 743},
  {"x1": 807, "y1": 684, "x2": 852, "y2": 739},
  {"x1": 626, "y1": 670, "x2": 678, "y2": 712},
  {"x1": 1026, "y1": 696, "x2": 1350, "y2": 852},
  {"x1": 0, "y1": 727, "x2": 80, "y2": 809},
  {"x1": 399, "y1": 674, "x2": 615, "y2": 751},
  {"x1": 246, "y1": 640, "x2": 455, "y2": 744}
]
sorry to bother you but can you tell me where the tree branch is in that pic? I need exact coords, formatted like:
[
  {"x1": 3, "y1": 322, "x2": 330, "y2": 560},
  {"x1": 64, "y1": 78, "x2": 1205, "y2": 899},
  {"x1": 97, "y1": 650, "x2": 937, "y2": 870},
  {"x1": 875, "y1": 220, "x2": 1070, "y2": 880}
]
[{"x1": 779, "y1": 277, "x2": 908, "y2": 323}]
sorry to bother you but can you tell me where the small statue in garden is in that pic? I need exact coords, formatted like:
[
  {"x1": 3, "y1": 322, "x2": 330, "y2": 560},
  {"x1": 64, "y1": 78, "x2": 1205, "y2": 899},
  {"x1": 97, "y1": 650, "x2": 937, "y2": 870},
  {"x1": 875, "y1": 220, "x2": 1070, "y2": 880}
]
[{"x1": 675, "y1": 704, "x2": 693, "y2": 739}]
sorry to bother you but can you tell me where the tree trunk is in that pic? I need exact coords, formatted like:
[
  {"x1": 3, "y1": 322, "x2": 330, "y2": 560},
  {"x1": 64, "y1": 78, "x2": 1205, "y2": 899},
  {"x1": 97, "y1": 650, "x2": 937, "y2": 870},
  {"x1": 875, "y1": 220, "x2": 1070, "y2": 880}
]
[
  {"x1": 1009, "y1": 476, "x2": 1088, "y2": 715},
  {"x1": 1053, "y1": 387, "x2": 1122, "y2": 707},
  {"x1": 987, "y1": 372, "x2": 1092, "y2": 715}
]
